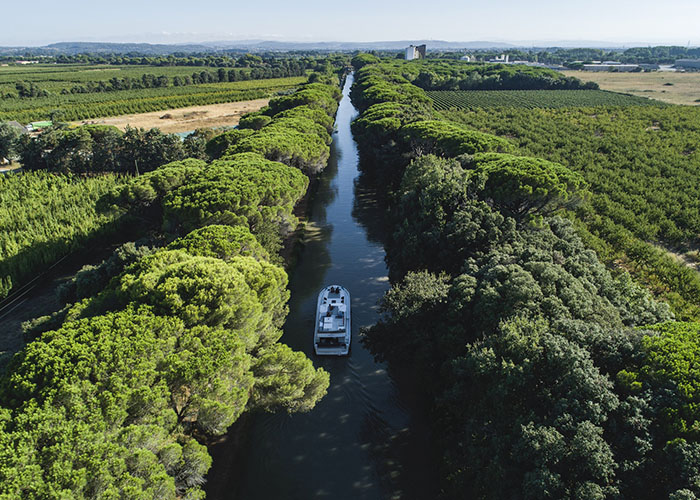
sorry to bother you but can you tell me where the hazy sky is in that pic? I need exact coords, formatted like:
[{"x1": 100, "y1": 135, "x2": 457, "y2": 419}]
[{"x1": 3, "y1": 0, "x2": 699, "y2": 46}]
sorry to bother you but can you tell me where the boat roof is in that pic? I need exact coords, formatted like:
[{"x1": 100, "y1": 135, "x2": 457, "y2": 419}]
[{"x1": 317, "y1": 286, "x2": 348, "y2": 334}]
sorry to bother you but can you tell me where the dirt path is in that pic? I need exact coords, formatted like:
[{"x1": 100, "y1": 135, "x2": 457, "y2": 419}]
[{"x1": 72, "y1": 98, "x2": 270, "y2": 133}]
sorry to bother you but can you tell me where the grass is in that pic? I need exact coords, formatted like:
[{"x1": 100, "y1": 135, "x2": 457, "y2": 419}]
[{"x1": 573, "y1": 70, "x2": 700, "y2": 106}]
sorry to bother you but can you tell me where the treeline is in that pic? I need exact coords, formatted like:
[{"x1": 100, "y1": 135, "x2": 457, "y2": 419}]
[
  {"x1": 428, "y1": 46, "x2": 700, "y2": 65},
  {"x1": 352, "y1": 54, "x2": 596, "y2": 92},
  {"x1": 8, "y1": 66, "x2": 308, "y2": 99},
  {"x1": 46, "y1": 53, "x2": 348, "y2": 70},
  {"x1": 0, "y1": 79, "x2": 342, "y2": 498},
  {"x1": 18, "y1": 125, "x2": 197, "y2": 174},
  {"x1": 350, "y1": 55, "x2": 700, "y2": 499}
]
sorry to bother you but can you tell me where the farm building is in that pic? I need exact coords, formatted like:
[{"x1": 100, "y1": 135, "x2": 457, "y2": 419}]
[
  {"x1": 489, "y1": 54, "x2": 510, "y2": 63},
  {"x1": 405, "y1": 44, "x2": 426, "y2": 61},
  {"x1": 26, "y1": 121, "x2": 53, "y2": 132}
]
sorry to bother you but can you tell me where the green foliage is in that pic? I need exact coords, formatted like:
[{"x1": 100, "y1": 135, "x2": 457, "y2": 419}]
[
  {"x1": 115, "y1": 158, "x2": 206, "y2": 207},
  {"x1": 351, "y1": 53, "x2": 381, "y2": 70},
  {"x1": 57, "y1": 241, "x2": 154, "y2": 304},
  {"x1": 443, "y1": 317, "x2": 619, "y2": 498},
  {"x1": 0, "y1": 307, "x2": 246, "y2": 497},
  {"x1": 370, "y1": 59, "x2": 595, "y2": 91},
  {"x1": 266, "y1": 86, "x2": 339, "y2": 117},
  {"x1": 252, "y1": 343, "x2": 330, "y2": 412},
  {"x1": 238, "y1": 112, "x2": 272, "y2": 130},
  {"x1": 352, "y1": 56, "x2": 700, "y2": 499},
  {"x1": 389, "y1": 155, "x2": 514, "y2": 278},
  {"x1": 442, "y1": 105, "x2": 700, "y2": 246},
  {"x1": 400, "y1": 120, "x2": 514, "y2": 158},
  {"x1": 162, "y1": 153, "x2": 308, "y2": 242},
  {"x1": 443, "y1": 104, "x2": 700, "y2": 319},
  {"x1": 0, "y1": 122, "x2": 22, "y2": 160},
  {"x1": 0, "y1": 67, "x2": 337, "y2": 499},
  {"x1": 227, "y1": 122, "x2": 330, "y2": 175},
  {"x1": 469, "y1": 152, "x2": 588, "y2": 221},
  {"x1": 204, "y1": 128, "x2": 255, "y2": 160},
  {"x1": 273, "y1": 104, "x2": 335, "y2": 133},
  {"x1": 428, "y1": 89, "x2": 662, "y2": 110},
  {"x1": 167, "y1": 225, "x2": 270, "y2": 263},
  {"x1": 0, "y1": 76, "x2": 306, "y2": 123},
  {"x1": 18, "y1": 124, "x2": 188, "y2": 174},
  {"x1": 635, "y1": 322, "x2": 700, "y2": 437},
  {"x1": 0, "y1": 171, "x2": 126, "y2": 299}
]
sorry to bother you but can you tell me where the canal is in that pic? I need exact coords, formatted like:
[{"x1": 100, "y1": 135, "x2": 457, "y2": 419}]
[{"x1": 206, "y1": 74, "x2": 438, "y2": 500}]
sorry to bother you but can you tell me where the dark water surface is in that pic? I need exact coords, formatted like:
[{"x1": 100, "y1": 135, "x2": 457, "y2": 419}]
[{"x1": 207, "y1": 74, "x2": 438, "y2": 500}]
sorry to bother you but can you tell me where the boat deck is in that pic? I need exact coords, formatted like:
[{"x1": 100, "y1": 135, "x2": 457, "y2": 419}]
[{"x1": 317, "y1": 287, "x2": 347, "y2": 334}]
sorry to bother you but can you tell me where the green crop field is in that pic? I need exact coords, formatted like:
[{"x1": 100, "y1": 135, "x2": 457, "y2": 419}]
[
  {"x1": 427, "y1": 89, "x2": 664, "y2": 109},
  {"x1": 0, "y1": 64, "x2": 300, "y2": 94},
  {"x1": 0, "y1": 76, "x2": 306, "y2": 122}
]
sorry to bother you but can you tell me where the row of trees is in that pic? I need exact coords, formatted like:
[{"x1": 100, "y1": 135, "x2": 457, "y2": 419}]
[
  {"x1": 400, "y1": 46, "x2": 700, "y2": 66},
  {"x1": 28, "y1": 67, "x2": 306, "y2": 98},
  {"x1": 0, "y1": 77, "x2": 343, "y2": 498},
  {"x1": 353, "y1": 57, "x2": 598, "y2": 92},
  {"x1": 43, "y1": 53, "x2": 348, "y2": 70},
  {"x1": 350, "y1": 55, "x2": 700, "y2": 499},
  {"x1": 17, "y1": 125, "x2": 189, "y2": 174}
]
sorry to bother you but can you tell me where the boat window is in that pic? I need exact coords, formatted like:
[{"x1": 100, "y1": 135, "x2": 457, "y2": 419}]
[{"x1": 318, "y1": 338, "x2": 345, "y2": 347}]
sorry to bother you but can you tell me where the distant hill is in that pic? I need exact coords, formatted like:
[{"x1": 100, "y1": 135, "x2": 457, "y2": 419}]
[{"x1": 0, "y1": 39, "x2": 517, "y2": 56}]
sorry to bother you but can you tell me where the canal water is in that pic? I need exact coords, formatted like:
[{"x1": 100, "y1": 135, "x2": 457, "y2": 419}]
[{"x1": 206, "y1": 75, "x2": 439, "y2": 499}]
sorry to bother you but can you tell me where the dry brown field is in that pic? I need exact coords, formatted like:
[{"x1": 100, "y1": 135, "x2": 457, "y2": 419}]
[
  {"x1": 72, "y1": 98, "x2": 270, "y2": 133},
  {"x1": 573, "y1": 70, "x2": 700, "y2": 105}
]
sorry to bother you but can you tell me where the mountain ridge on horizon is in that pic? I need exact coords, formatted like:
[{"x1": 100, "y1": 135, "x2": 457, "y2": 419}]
[{"x1": 1, "y1": 39, "x2": 693, "y2": 56}]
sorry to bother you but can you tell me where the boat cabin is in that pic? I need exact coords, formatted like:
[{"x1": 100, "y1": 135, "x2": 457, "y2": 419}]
[{"x1": 318, "y1": 286, "x2": 347, "y2": 333}]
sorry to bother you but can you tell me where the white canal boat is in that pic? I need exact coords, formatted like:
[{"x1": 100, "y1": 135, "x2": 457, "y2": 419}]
[{"x1": 314, "y1": 285, "x2": 351, "y2": 356}]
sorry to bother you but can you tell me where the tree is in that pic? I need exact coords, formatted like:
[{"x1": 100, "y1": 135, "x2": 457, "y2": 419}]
[
  {"x1": 468, "y1": 153, "x2": 588, "y2": 221},
  {"x1": 0, "y1": 122, "x2": 21, "y2": 162},
  {"x1": 400, "y1": 120, "x2": 513, "y2": 159},
  {"x1": 251, "y1": 343, "x2": 330, "y2": 412}
]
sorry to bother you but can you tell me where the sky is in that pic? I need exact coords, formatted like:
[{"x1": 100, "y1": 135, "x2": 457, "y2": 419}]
[{"x1": 3, "y1": 0, "x2": 699, "y2": 46}]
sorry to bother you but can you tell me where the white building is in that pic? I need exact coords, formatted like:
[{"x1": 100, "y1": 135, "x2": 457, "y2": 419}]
[
  {"x1": 405, "y1": 44, "x2": 426, "y2": 60},
  {"x1": 488, "y1": 54, "x2": 510, "y2": 63}
]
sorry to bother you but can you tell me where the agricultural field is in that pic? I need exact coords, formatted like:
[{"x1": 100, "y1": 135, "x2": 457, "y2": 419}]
[
  {"x1": 427, "y1": 89, "x2": 663, "y2": 109},
  {"x1": 0, "y1": 63, "x2": 303, "y2": 95},
  {"x1": 570, "y1": 70, "x2": 700, "y2": 106},
  {"x1": 0, "y1": 75, "x2": 306, "y2": 123},
  {"x1": 444, "y1": 104, "x2": 700, "y2": 318},
  {"x1": 0, "y1": 171, "x2": 126, "y2": 299},
  {"x1": 74, "y1": 98, "x2": 271, "y2": 133}
]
